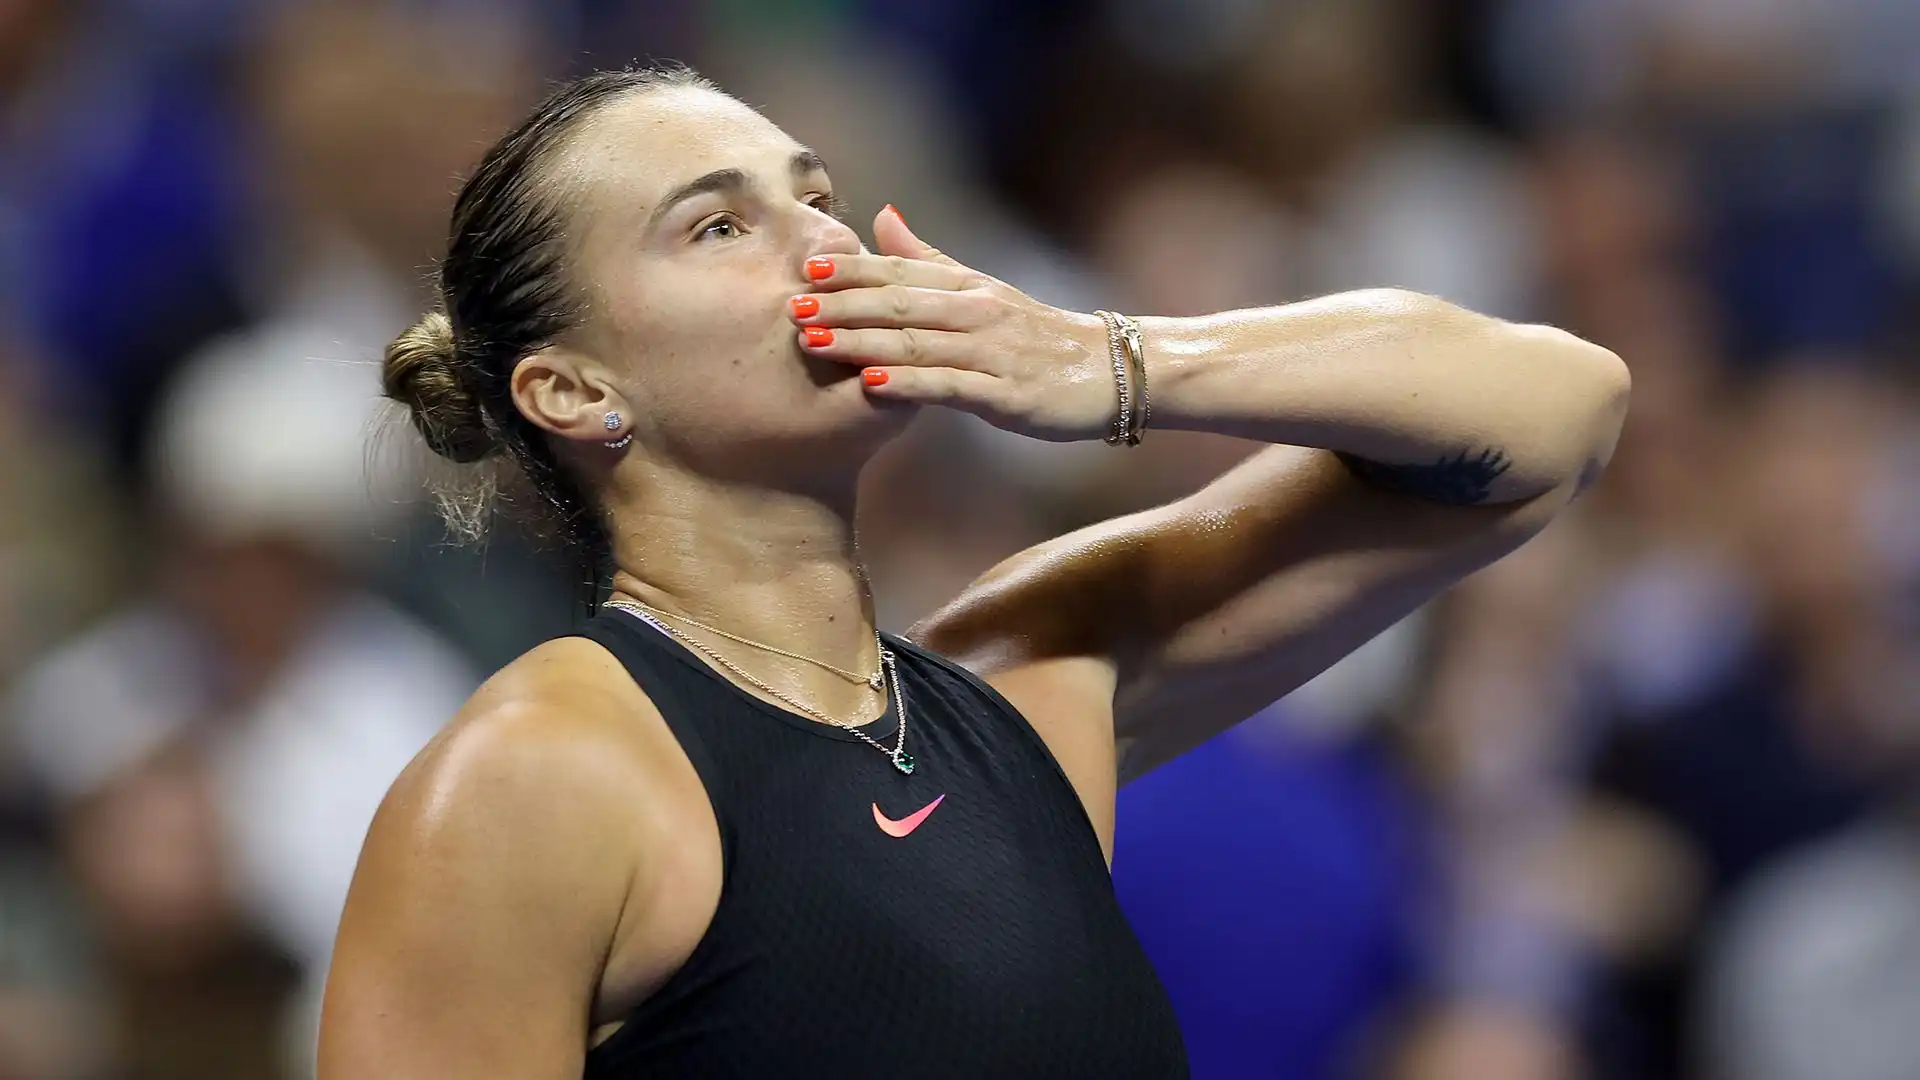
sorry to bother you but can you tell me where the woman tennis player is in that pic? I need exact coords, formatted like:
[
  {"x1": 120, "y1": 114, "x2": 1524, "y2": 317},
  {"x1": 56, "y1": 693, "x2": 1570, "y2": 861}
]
[{"x1": 318, "y1": 66, "x2": 1628, "y2": 1079}]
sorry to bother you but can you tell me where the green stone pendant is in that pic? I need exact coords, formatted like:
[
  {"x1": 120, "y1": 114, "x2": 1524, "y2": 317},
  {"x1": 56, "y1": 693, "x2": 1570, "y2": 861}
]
[{"x1": 893, "y1": 752, "x2": 916, "y2": 775}]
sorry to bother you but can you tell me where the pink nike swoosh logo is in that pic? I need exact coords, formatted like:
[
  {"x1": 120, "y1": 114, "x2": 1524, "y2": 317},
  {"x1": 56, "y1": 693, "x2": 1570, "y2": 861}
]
[{"x1": 873, "y1": 794, "x2": 946, "y2": 838}]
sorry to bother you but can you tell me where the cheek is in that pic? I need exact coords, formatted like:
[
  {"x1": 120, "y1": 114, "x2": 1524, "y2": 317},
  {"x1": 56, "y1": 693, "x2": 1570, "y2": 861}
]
[
  {"x1": 606, "y1": 251, "x2": 793, "y2": 362},
  {"x1": 596, "y1": 280, "x2": 809, "y2": 421},
  {"x1": 624, "y1": 298, "x2": 790, "y2": 396}
]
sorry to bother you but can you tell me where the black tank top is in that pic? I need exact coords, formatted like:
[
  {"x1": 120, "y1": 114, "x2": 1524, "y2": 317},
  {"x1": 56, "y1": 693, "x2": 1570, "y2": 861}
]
[{"x1": 574, "y1": 610, "x2": 1188, "y2": 1079}]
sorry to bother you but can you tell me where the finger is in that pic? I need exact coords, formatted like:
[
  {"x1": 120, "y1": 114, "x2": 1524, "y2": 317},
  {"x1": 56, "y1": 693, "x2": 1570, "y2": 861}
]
[
  {"x1": 798, "y1": 325, "x2": 970, "y2": 368},
  {"x1": 872, "y1": 204, "x2": 965, "y2": 269},
  {"x1": 789, "y1": 286, "x2": 992, "y2": 331},
  {"x1": 860, "y1": 365, "x2": 1008, "y2": 412},
  {"x1": 803, "y1": 251, "x2": 979, "y2": 294}
]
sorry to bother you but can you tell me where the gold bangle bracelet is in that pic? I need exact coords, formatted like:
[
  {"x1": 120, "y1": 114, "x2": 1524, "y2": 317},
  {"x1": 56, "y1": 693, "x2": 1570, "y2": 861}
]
[
  {"x1": 1118, "y1": 314, "x2": 1148, "y2": 444},
  {"x1": 1095, "y1": 310, "x2": 1133, "y2": 445},
  {"x1": 1096, "y1": 310, "x2": 1148, "y2": 446}
]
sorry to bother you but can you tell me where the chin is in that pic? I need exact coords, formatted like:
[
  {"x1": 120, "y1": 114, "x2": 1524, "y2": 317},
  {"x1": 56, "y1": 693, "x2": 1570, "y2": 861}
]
[
  {"x1": 713, "y1": 383, "x2": 915, "y2": 485},
  {"x1": 714, "y1": 348, "x2": 920, "y2": 474},
  {"x1": 819, "y1": 384, "x2": 920, "y2": 457},
  {"x1": 822, "y1": 379, "x2": 919, "y2": 444}
]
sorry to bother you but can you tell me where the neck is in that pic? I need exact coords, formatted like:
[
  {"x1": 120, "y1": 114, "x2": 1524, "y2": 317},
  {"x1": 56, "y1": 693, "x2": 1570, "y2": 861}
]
[{"x1": 603, "y1": 462, "x2": 882, "y2": 719}]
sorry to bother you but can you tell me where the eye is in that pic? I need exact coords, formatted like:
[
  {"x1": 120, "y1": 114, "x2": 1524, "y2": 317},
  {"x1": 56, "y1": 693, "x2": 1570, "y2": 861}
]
[
  {"x1": 807, "y1": 192, "x2": 850, "y2": 221},
  {"x1": 696, "y1": 213, "x2": 744, "y2": 241}
]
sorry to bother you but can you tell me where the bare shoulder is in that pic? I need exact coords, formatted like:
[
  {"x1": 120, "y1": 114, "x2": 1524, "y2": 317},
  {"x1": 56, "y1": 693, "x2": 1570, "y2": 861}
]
[
  {"x1": 377, "y1": 636, "x2": 661, "y2": 856},
  {"x1": 321, "y1": 636, "x2": 690, "y2": 1078}
]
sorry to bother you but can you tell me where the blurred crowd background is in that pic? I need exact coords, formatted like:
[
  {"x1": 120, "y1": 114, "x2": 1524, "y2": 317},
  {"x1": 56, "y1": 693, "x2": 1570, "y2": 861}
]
[{"x1": 3, "y1": 0, "x2": 1919, "y2": 1078}]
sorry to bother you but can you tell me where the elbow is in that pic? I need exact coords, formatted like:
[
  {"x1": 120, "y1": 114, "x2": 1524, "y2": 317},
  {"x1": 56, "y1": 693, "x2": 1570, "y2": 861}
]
[
  {"x1": 1571, "y1": 336, "x2": 1632, "y2": 487},
  {"x1": 1515, "y1": 323, "x2": 1632, "y2": 491}
]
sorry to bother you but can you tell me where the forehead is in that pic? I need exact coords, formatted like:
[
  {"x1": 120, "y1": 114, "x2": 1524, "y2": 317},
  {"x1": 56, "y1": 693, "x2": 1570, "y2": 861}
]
[{"x1": 553, "y1": 86, "x2": 807, "y2": 209}]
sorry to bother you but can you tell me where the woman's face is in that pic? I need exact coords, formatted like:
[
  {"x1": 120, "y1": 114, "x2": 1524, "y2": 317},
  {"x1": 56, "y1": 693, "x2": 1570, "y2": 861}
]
[{"x1": 550, "y1": 86, "x2": 904, "y2": 480}]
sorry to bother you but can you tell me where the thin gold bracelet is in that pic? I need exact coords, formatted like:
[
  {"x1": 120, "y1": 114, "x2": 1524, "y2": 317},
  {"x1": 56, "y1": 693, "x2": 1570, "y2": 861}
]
[
  {"x1": 1095, "y1": 310, "x2": 1133, "y2": 445},
  {"x1": 1096, "y1": 310, "x2": 1149, "y2": 445},
  {"x1": 1117, "y1": 313, "x2": 1149, "y2": 444}
]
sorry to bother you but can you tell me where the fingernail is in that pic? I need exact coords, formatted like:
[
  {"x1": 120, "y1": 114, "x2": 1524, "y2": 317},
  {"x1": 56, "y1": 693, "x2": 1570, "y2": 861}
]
[
  {"x1": 886, "y1": 204, "x2": 907, "y2": 227},
  {"x1": 862, "y1": 368, "x2": 889, "y2": 386},
  {"x1": 805, "y1": 256, "x2": 835, "y2": 281},
  {"x1": 804, "y1": 326, "x2": 835, "y2": 347},
  {"x1": 790, "y1": 295, "x2": 820, "y2": 319}
]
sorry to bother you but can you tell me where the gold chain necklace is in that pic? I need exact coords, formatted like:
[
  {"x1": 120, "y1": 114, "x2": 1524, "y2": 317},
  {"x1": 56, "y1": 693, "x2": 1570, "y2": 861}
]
[
  {"x1": 608, "y1": 597, "x2": 886, "y2": 690},
  {"x1": 600, "y1": 600, "x2": 916, "y2": 774}
]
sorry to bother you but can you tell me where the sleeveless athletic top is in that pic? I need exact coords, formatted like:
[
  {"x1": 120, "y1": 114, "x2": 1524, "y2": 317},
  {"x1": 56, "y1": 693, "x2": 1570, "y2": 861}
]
[{"x1": 575, "y1": 610, "x2": 1189, "y2": 1079}]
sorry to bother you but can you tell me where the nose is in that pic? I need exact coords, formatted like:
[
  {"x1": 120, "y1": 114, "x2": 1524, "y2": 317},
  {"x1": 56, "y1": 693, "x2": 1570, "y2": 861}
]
[{"x1": 799, "y1": 205, "x2": 863, "y2": 269}]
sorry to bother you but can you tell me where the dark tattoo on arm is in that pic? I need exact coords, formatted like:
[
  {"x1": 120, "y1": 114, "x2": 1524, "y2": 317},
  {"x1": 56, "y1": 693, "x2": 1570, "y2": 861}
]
[{"x1": 1335, "y1": 447, "x2": 1513, "y2": 506}]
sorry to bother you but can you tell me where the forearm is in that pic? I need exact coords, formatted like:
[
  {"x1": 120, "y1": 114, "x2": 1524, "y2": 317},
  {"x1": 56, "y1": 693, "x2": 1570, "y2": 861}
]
[{"x1": 1141, "y1": 289, "x2": 1631, "y2": 505}]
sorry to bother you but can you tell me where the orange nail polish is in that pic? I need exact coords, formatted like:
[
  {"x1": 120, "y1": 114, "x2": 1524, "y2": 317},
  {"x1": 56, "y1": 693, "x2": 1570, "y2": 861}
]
[
  {"x1": 804, "y1": 326, "x2": 835, "y2": 347},
  {"x1": 790, "y1": 295, "x2": 820, "y2": 318},
  {"x1": 886, "y1": 204, "x2": 906, "y2": 227},
  {"x1": 805, "y1": 256, "x2": 835, "y2": 281},
  {"x1": 862, "y1": 368, "x2": 888, "y2": 386}
]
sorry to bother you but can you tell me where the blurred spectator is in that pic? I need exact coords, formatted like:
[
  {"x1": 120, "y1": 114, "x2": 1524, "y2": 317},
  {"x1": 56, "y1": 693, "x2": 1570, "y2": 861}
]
[
  {"x1": 0, "y1": 845, "x2": 97, "y2": 1079},
  {"x1": 0, "y1": 339, "x2": 125, "y2": 764},
  {"x1": 1689, "y1": 369, "x2": 1920, "y2": 1080},
  {"x1": 1594, "y1": 368, "x2": 1911, "y2": 894},
  {"x1": 1489, "y1": 0, "x2": 1920, "y2": 366},
  {"x1": 234, "y1": 0, "x2": 582, "y2": 669},
  {"x1": 62, "y1": 744, "x2": 299, "y2": 1080},
  {"x1": 1404, "y1": 513, "x2": 1711, "y2": 1080},
  {"x1": 0, "y1": 328, "x2": 120, "y2": 1080},
  {"x1": 1114, "y1": 705, "x2": 1427, "y2": 1080},
  {"x1": 1700, "y1": 813, "x2": 1920, "y2": 1080},
  {"x1": 5, "y1": 323, "x2": 477, "y2": 1076},
  {"x1": 1572, "y1": 366, "x2": 1914, "y2": 1078},
  {"x1": 0, "y1": 0, "x2": 251, "y2": 472},
  {"x1": 241, "y1": 0, "x2": 535, "y2": 315},
  {"x1": 1303, "y1": 126, "x2": 1544, "y2": 320}
]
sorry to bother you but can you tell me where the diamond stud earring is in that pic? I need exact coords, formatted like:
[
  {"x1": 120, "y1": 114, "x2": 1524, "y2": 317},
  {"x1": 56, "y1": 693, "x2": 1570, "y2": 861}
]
[{"x1": 603, "y1": 411, "x2": 633, "y2": 451}]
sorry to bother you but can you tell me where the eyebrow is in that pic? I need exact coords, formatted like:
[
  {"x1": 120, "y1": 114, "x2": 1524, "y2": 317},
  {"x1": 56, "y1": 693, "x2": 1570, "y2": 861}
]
[
  {"x1": 644, "y1": 150, "x2": 831, "y2": 234},
  {"x1": 791, "y1": 150, "x2": 828, "y2": 177}
]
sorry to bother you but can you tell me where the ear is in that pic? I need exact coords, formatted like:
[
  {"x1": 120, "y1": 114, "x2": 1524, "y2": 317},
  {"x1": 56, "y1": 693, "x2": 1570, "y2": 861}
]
[{"x1": 509, "y1": 346, "x2": 634, "y2": 447}]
